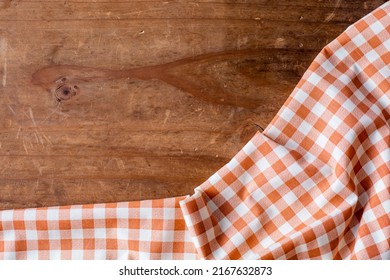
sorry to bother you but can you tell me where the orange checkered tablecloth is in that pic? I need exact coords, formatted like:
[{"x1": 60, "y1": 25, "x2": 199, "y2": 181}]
[{"x1": 1, "y1": 2, "x2": 389, "y2": 260}]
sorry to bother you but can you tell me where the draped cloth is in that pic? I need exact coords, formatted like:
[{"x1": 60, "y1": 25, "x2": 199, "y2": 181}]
[{"x1": 1, "y1": 2, "x2": 389, "y2": 260}]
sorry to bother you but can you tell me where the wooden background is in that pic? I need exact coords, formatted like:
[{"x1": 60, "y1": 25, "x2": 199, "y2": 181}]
[{"x1": 0, "y1": 0, "x2": 386, "y2": 210}]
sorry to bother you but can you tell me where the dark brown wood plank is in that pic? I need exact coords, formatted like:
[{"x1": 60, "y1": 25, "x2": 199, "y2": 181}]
[{"x1": 0, "y1": 0, "x2": 386, "y2": 210}]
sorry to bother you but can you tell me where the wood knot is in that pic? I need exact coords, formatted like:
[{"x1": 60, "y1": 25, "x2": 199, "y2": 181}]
[{"x1": 55, "y1": 84, "x2": 79, "y2": 102}]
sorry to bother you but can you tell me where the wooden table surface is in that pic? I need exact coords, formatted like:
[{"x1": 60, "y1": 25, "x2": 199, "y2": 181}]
[{"x1": 0, "y1": 0, "x2": 386, "y2": 210}]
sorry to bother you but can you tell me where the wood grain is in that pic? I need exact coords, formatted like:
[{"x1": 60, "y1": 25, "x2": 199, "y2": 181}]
[{"x1": 0, "y1": 0, "x2": 386, "y2": 210}]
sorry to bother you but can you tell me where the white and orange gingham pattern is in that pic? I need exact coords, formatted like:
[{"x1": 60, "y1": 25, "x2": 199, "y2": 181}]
[
  {"x1": 0, "y1": 197, "x2": 197, "y2": 259},
  {"x1": 1, "y1": 2, "x2": 390, "y2": 260},
  {"x1": 180, "y1": 1, "x2": 390, "y2": 259}
]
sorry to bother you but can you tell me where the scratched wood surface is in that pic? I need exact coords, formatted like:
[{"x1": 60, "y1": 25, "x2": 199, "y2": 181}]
[{"x1": 0, "y1": 0, "x2": 386, "y2": 210}]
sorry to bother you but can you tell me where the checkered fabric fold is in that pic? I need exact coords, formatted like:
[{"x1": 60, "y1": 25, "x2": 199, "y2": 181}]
[
  {"x1": 1, "y1": 2, "x2": 389, "y2": 260},
  {"x1": 0, "y1": 197, "x2": 197, "y2": 259},
  {"x1": 180, "y1": 2, "x2": 390, "y2": 259}
]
